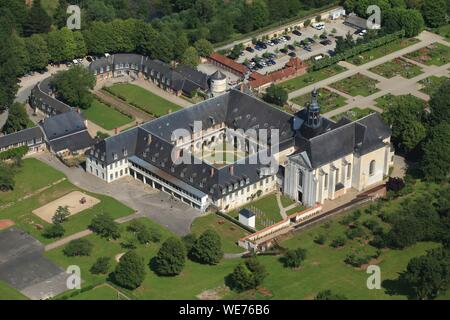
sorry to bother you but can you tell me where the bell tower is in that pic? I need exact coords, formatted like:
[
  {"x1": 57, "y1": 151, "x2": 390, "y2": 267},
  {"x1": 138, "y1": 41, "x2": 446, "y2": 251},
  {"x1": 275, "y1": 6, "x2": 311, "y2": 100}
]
[{"x1": 306, "y1": 88, "x2": 322, "y2": 129}]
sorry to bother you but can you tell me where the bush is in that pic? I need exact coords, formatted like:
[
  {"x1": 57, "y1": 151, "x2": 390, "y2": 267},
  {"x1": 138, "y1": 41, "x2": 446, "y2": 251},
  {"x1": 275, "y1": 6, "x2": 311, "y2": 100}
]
[
  {"x1": 345, "y1": 226, "x2": 366, "y2": 240},
  {"x1": 182, "y1": 234, "x2": 197, "y2": 252},
  {"x1": 315, "y1": 290, "x2": 347, "y2": 300},
  {"x1": 52, "y1": 206, "x2": 70, "y2": 224},
  {"x1": 228, "y1": 257, "x2": 267, "y2": 292},
  {"x1": 154, "y1": 237, "x2": 186, "y2": 276},
  {"x1": 0, "y1": 146, "x2": 29, "y2": 160},
  {"x1": 89, "y1": 213, "x2": 121, "y2": 240},
  {"x1": 345, "y1": 252, "x2": 371, "y2": 267},
  {"x1": 190, "y1": 230, "x2": 223, "y2": 265},
  {"x1": 42, "y1": 223, "x2": 65, "y2": 239},
  {"x1": 363, "y1": 219, "x2": 381, "y2": 232},
  {"x1": 90, "y1": 257, "x2": 111, "y2": 275},
  {"x1": 114, "y1": 251, "x2": 146, "y2": 290},
  {"x1": 387, "y1": 177, "x2": 405, "y2": 193},
  {"x1": 330, "y1": 236, "x2": 346, "y2": 248},
  {"x1": 63, "y1": 239, "x2": 93, "y2": 257},
  {"x1": 282, "y1": 248, "x2": 307, "y2": 268},
  {"x1": 314, "y1": 234, "x2": 326, "y2": 245}
]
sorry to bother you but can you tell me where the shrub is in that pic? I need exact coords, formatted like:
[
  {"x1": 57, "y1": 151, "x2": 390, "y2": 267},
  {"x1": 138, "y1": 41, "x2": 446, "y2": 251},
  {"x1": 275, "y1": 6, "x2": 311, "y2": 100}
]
[
  {"x1": 386, "y1": 177, "x2": 406, "y2": 193},
  {"x1": 229, "y1": 257, "x2": 267, "y2": 292},
  {"x1": 182, "y1": 234, "x2": 197, "y2": 252},
  {"x1": 315, "y1": 290, "x2": 347, "y2": 300},
  {"x1": 114, "y1": 251, "x2": 146, "y2": 290},
  {"x1": 314, "y1": 234, "x2": 326, "y2": 245},
  {"x1": 63, "y1": 239, "x2": 93, "y2": 257},
  {"x1": 0, "y1": 146, "x2": 29, "y2": 160},
  {"x1": 154, "y1": 237, "x2": 186, "y2": 276},
  {"x1": 345, "y1": 226, "x2": 366, "y2": 240},
  {"x1": 52, "y1": 206, "x2": 70, "y2": 224},
  {"x1": 330, "y1": 236, "x2": 347, "y2": 248},
  {"x1": 363, "y1": 219, "x2": 381, "y2": 231},
  {"x1": 190, "y1": 230, "x2": 223, "y2": 265},
  {"x1": 345, "y1": 252, "x2": 371, "y2": 267},
  {"x1": 89, "y1": 213, "x2": 121, "y2": 240},
  {"x1": 282, "y1": 248, "x2": 307, "y2": 268},
  {"x1": 90, "y1": 257, "x2": 111, "y2": 275},
  {"x1": 42, "y1": 223, "x2": 65, "y2": 238}
]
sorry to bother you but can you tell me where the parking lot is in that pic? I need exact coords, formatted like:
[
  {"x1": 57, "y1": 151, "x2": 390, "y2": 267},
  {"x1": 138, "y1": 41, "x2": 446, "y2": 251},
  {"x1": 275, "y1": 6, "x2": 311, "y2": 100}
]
[{"x1": 237, "y1": 19, "x2": 358, "y2": 74}]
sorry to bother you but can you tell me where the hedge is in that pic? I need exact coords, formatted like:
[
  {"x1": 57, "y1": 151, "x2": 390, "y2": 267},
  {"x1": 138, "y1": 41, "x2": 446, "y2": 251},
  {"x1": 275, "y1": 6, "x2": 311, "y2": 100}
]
[
  {"x1": 0, "y1": 146, "x2": 29, "y2": 160},
  {"x1": 311, "y1": 30, "x2": 406, "y2": 71}
]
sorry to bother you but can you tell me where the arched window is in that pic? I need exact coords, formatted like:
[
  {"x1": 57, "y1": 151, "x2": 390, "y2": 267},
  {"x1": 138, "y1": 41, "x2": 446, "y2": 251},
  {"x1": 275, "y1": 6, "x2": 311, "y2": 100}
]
[
  {"x1": 298, "y1": 170, "x2": 303, "y2": 187},
  {"x1": 369, "y1": 160, "x2": 376, "y2": 176}
]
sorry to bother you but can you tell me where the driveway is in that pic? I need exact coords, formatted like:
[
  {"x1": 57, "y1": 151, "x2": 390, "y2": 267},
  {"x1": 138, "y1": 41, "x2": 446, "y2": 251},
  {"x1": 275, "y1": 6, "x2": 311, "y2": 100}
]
[
  {"x1": 0, "y1": 228, "x2": 69, "y2": 300},
  {"x1": 33, "y1": 152, "x2": 202, "y2": 236}
]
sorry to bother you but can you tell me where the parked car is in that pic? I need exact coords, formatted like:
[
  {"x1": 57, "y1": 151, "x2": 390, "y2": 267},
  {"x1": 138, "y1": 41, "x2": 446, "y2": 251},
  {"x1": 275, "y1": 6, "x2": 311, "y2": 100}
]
[
  {"x1": 255, "y1": 45, "x2": 263, "y2": 51},
  {"x1": 328, "y1": 49, "x2": 336, "y2": 56},
  {"x1": 86, "y1": 56, "x2": 94, "y2": 62},
  {"x1": 288, "y1": 52, "x2": 297, "y2": 57},
  {"x1": 287, "y1": 45, "x2": 295, "y2": 51},
  {"x1": 280, "y1": 48, "x2": 288, "y2": 54},
  {"x1": 272, "y1": 38, "x2": 280, "y2": 45},
  {"x1": 293, "y1": 30, "x2": 302, "y2": 36},
  {"x1": 320, "y1": 34, "x2": 328, "y2": 39},
  {"x1": 284, "y1": 35, "x2": 291, "y2": 41},
  {"x1": 313, "y1": 54, "x2": 324, "y2": 61},
  {"x1": 320, "y1": 39, "x2": 332, "y2": 46},
  {"x1": 246, "y1": 47, "x2": 255, "y2": 53},
  {"x1": 268, "y1": 60, "x2": 276, "y2": 65},
  {"x1": 303, "y1": 46, "x2": 312, "y2": 52},
  {"x1": 307, "y1": 37, "x2": 315, "y2": 43}
]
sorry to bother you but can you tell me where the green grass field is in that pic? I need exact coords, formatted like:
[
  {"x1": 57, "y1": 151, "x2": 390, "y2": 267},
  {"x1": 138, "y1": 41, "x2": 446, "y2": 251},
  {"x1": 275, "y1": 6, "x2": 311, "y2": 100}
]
[
  {"x1": 369, "y1": 58, "x2": 423, "y2": 79},
  {"x1": 375, "y1": 93, "x2": 425, "y2": 110},
  {"x1": 330, "y1": 73, "x2": 380, "y2": 97},
  {"x1": 0, "y1": 281, "x2": 28, "y2": 300},
  {"x1": 279, "y1": 64, "x2": 346, "y2": 93},
  {"x1": 106, "y1": 84, "x2": 181, "y2": 117},
  {"x1": 432, "y1": 24, "x2": 450, "y2": 41},
  {"x1": 291, "y1": 88, "x2": 347, "y2": 113},
  {"x1": 331, "y1": 108, "x2": 375, "y2": 122},
  {"x1": 346, "y1": 38, "x2": 420, "y2": 66},
  {"x1": 83, "y1": 99, "x2": 133, "y2": 130},
  {"x1": 419, "y1": 75, "x2": 449, "y2": 96},
  {"x1": 405, "y1": 42, "x2": 450, "y2": 66},
  {"x1": 71, "y1": 285, "x2": 129, "y2": 300},
  {"x1": 191, "y1": 214, "x2": 248, "y2": 254},
  {"x1": 0, "y1": 159, "x2": 134, "y2": 244}
]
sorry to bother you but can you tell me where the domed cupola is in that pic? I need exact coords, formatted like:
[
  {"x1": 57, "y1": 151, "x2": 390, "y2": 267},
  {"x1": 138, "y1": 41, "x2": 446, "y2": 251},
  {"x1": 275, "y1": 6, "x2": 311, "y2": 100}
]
[{"x1": 306, "y1": 88, "x2": 322, "y2": 129}]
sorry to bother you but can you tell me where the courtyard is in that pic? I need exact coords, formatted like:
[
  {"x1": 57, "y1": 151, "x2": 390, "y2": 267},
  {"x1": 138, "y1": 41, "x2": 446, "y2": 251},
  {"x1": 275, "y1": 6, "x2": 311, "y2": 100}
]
[
  {"x1": 369, "y1": 58, "x2": 423, "y2": 79},
  {"x1": 329, "y1": 73, "x2": 380, "y2": 97}
]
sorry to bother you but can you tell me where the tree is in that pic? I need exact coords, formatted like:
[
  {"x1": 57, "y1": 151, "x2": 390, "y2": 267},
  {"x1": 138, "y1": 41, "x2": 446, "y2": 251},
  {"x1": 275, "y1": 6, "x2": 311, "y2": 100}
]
[
  {"x1": 52, "y1": 206, "x2": 71, "y2": 224},
  {"x1": 228, "y1": 257, "x2": 267, "y2": 292},
  {"x1": 190, "y1": 229, "x2": 223, "y2": 265},
  {"x1": 89, "y1": 213, "x2": 121, "y2": 240},
  {"x1": 181, "y1": 47, "x2": 200, "y2": 67},
  {"x1": 420, "y1": 123, "x2": 450, "y2": 182},
  {"x1": 25, "y1": 34, "x2": 49, "y2": 71},
  {"x1": 315, "y1": 290, "x2": 348, "y2": 300},
  {"x1": 23, "y1": 0, "x2": 52, "y2": 36},
  {"x1": 73, "y1": 32, "x2": 88, "y2": 59},
  {"x1": 282, "y1": 248, "x2": 307, "y2": 268},
  {"x1": 382, "y1": 95, "x2": 426, "y2": 153},
  {"x1": 90, "y1": 257, "x2": 111, "y2": 275},
  {"x1": 401, "y1": 248, "x2": 450, "y2": 299},
  {"x1": 51, "y1": 65, "x2": 96, "y2": 110},
  {"x1": 194, "y1": 39, "x2": 214, "y2": 57},
  {"x1": 263, "y1": 84, "x2": 288, "y2": 106},
  {"x1": 42, "y1": 223, "x2": 65, "y2": 239},
  {"x1": 0, "y1": 163, "x2": 15, "y2": 191},
  {"x1": 114, "y1": 250, "x2": 146, "y2": 289},
  {"x1": 10, "y1": 33, "x2": 29, "y2": 77},
  {"x1": 173, "y1": 33, "x2": 189, "y2": 60},
  {"x1": 182, "y1": 234, "x2": 197, "y2": 252},
  {"x1": 383, "y1": 8, "x2": 424, "y2": 37},
  {"x1": 428, "y1": 79, "x2": 450, "y2": 126},
  {"x1": 46, "y1": 27, "x2": 77, "y2": 63},
  {"x1": 63, "y1": 239, "x2": 93, "y2": 257},
  {"x1": 154, "y1": 237, "x2": 186, "y2": 276},
  {"x1": 421, "y1": 0, "x2": 447, "y2": 27},
  {"x1": 2, "y1": 102, "x2": 32, "y2": 134}
]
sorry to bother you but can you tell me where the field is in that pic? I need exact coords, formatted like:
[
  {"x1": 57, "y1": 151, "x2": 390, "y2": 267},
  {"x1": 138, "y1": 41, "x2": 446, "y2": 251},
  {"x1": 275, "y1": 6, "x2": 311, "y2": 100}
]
[
  {"x1": 0, "y1": 281, "x2": 28, "y2": 300},
  {"x1": 329, "y1": 73, "x2": 379, "y2": 97},
  {"x1": 0, "y1": 159, "x2": 134, "y2": 244},
  {"x1": 105, "y1": 84, "x2": 181, "y2": 117},
  {"x1": 71, "y1": 285, "x2": 130, "y2": 300},
  {"x1": 191, "y1": 214, "x2": 249, "y2": 254},
  {"x1": 375, "y1": 93, "x2": 425, "y2": 111},
  {"x1": 331, "y1": 108, "x2": 375, "y2": 122},
  {"x1": 279, "y1": 64, "x2": 346, "y2": 93},
  {"x1": 418, "y1": 76, "x2": 449, "y2": 96},
  {"x1": 291, "y1": 88, "x2": 347, "y2": 113},
  {"x1": 83, "y1": 99, "x2": 133, "y2": 130},
  {"x1": 346, "y1": 38, "x2": 420, "y2": 66},
  {"x1": 369, "y1": 58, "x2": 423, "y2": 79},
  {"x1": 405, "y1": 42, "x2": 450, "y2": 66},
  {"x1": 432, "y1": 24, "x2": 450, "y2": 41}
]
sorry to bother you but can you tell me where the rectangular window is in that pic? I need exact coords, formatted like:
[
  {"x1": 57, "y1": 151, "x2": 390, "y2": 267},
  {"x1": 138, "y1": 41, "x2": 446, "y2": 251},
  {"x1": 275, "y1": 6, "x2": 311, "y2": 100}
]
[
  {"x1": 347, "y1": 164, "x2": 351, "y2": 179},
  {"x1": 324, "y1": 173, "x2": 328, "y2": 190},
  {"x1": 110, "y1": 174, "x2": 113, "y2": 180}
]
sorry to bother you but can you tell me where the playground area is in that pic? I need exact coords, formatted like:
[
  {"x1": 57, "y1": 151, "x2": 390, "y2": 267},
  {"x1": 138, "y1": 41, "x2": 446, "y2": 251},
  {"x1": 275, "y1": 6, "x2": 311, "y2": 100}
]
[
  {"x1": 0, "y1": 220, "x2": 15, "y2": 231},
  {"x1": 32, "y1": 191, "x2": 100, "y2": 223}
]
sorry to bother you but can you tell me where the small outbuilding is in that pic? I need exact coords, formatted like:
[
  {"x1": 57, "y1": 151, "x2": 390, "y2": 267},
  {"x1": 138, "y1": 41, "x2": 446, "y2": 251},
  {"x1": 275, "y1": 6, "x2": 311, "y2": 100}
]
[{"x1": 239, "y1": 208, "x2": 256, "y2": 229}]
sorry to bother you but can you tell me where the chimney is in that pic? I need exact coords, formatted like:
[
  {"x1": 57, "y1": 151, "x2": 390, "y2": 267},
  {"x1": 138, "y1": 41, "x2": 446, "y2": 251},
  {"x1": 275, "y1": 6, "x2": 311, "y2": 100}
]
[
  {"x1": 210, "y1": 167, "x2": 215, "y2": 177},
  {"x1": 229, "y1": 165, "x2": 234, "y2": 176}
]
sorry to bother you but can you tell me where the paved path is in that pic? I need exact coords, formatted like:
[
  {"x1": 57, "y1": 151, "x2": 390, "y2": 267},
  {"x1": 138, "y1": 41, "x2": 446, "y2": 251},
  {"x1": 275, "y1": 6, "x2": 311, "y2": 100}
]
[{"x1": 33, "y1": 152, "x2": 202, "y2": 238}]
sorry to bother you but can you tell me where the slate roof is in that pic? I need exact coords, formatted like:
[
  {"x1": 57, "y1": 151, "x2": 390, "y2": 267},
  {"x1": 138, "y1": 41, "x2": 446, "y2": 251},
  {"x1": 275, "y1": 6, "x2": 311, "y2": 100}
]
[
  {"x1": 41, "y1": 111, "x2": 87, "y2": 141},
  {"x1": 0, "y1": 127, "x2": 44, "y2": 149},
  {"x1": 210, "y1": 70, "x2": 226, "y2": 80},
  {"x1": 49, "y1": 131, "x2": 95, "y2": 153},
  {"x1": 31, "y1": 78, "x2": 73, "y2": 115},
  {"x1": 239, "y1": 208, "x2": 256, "y2": 218}
]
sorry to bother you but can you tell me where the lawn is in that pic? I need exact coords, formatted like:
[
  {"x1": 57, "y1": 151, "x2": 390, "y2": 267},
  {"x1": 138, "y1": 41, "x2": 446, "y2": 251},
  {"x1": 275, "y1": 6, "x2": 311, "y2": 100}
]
[
  {"x1": 105, "y1": 84, "x2": 181, "y2": 117},
  {"x1": 191, "y1": 214, "x2": 248, "y2": 254},
  {"x1": 432, "y1": 24, "x2": 450, "y2": 41},
  {"x1": 0, "y1": 159, "x2": 134, "y2": 244},
  {"x1": 279, "y1": 64, "x2": 347, "y2": 93},
  {"x1": 329, "y1": 73, "x2": 380, "y2": 97},
  {"x1": 369, "y1": 58, "x2": 423, "y2": 79},
  {"x1": 83, "y1": 99, "x2": 133, "y2": 130},
  {"x1": 346, "y1": 38, "x2": 420, "y2": 66},
  {"x1": 405, "y1": 42, "x2": 450, "y2": 66},
  {"x1": 375, "y1": 93, "x2": 425, "y2": 111},
  {"x1": 71, "y1": 285, "x2": 130, "y2": 300},
  {"x1": 0, "y1": 281, "x2": 28, "y2": 300},
  {"x1": 418, "y1": 76, "x2": 449, "y2": 96},
  {"x1": 291, "y1": 88, "x2": 347, "y2": 113},
  {"x1": 331, "y1": 108, "x2": 375, "y2": 122},
  {"x1": 0, "y1": 158, "x2": 65, "y2": 206}
]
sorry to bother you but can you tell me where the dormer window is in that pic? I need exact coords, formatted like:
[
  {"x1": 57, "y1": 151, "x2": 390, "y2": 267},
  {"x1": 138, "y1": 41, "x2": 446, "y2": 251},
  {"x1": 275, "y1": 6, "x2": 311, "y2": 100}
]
[
  {"x1": 123, "y1": 149, "x2": 128, "y2": 156},
  {"x1": 113, "y1": 153, "x2": 118, "y2": 161}
]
